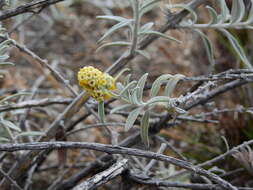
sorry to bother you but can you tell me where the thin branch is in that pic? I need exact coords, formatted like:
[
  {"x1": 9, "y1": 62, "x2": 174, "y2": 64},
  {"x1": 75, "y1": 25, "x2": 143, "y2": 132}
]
[
  {"x1": 7, "y1": 37, "x2": 77, "y2": 96},
  {"x1": 0, "y1": 168, "x2": 23, "y2": 190},
  {"x1": 168, "y1": 139, "x2": 253, "y2": 179},
  {"x1": 0, "y1": 98, "x2": 71, "y2": 112},
  {"x1": 155, "y1": 136, "x2": 187, "y2": 161},
  {"x1": 130, "y1": 0, "x2": 140, "y2": 55},
  {"x1": 128, "y1": 172, "x2": 253, "y2": 190},
  {"x1": 66, "y1": 122, "x2": 125, "y2": 137},
  {"x1": 185, "y1": 80, "x2": 248, "y2": 110},
  {"x1": 0, "y1": 0, "x2": 67, "y2": 21},
  {"x1": 0, "y1": 141, "x2": 238, "y2": 190},
  {"x1": 143, "y1": 143, "x2": 167, "y2": 175}
]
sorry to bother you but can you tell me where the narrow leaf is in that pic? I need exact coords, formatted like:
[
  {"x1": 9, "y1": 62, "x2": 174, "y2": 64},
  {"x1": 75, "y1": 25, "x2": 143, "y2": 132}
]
[
  {"x1": 125, "y1": 107, "x2": 142, "y2": 131},
  {"x1": 230, "y1": 0, "x2": 245, "y2": 23},
  {"x1": 119, "y1": 81, "x2": 137, "y2": 96},
  {"x1": 0, "y1": 62, "x2": 14, "y2": 66},
  {"x1": 96, "y1": 15, "x2": 129, "y2": 22},
  {"x1": 98, "y1": 20, "x2": 132, "y2": 43},
  {"x1": 194, "y1": 29, "x2": 215, "y2": 68},
  {"x1": 139, "y1": 30, "x2": 181, "y2": 43},
  {"x1": 136, "y1": 50, "x2": 151, "y2": 59},
  {"x1": 124, "y1": 74, "x2": 132, "y2": 86},
  {"x1": 147, "y1": 96, "x2": 171, "y2": 105},
  {"x1": 150, "y1": 74, "x2": 172, "y2": 97},
  {"x1": 0, "y1": 92, "x2": 31, "y2": 104},
  {"x1": 110, "y1": 104, "x2": 133, "y2": 114},
  {"x1": 140, "y1": 110, "x2": 150, "y2": 147},
  {"x1": 166, "y1": 4, "x2": 198, "y2": 23},
  {"x1": 206, "y1": 6, "x2": 218, "y2": 25},
  {"x1": 0, "y1": 137, "x2": 10, "y2": 142},
  {"x1": 137, "y1": 73, "x2": 148, "y2": 102},
  {"x1": 164, "y1": 74, "x2": 184, "y2": 97},
  {"x1": 1, "y1": 120, "x2": 21, "y2": 132},
  {"x1": 16, "y1": 131, "x2": 45, "y2": 137},
  {"x1": 129, "y1": 87, "x2": 141, "y2": 105},
  {"x1": 246, "y1": 0, "x2": 253, "y2": 24},
  {"x1": 96, "y1": 41, "x2": 131, "y2": 52},
  {"x1": 219, "y1": 29, "x2": 252, "y2": 69},
  {"x1": 218, "y1": 0, "x2": 230, "y2": 23},
  {"x1": 140, "y1": 22, "x2": 154, "y2": 33},
  {"x1": 140, "y1": 0, "x2": 159, "y2": 16}
]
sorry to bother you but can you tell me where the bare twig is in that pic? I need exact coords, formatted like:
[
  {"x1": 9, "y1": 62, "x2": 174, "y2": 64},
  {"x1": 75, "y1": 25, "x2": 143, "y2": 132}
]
[
  {"x1": 72, "y1": 159, "x2": 128, "y2": 190},
  {"x1": 128, "y1": 172, "x2": 253, "y2": 190},
  {"x1": 0, "y1": 168, "x2": 23, "y2": 190},
  {"x1": 155, "y1": 136, "x2": 187, "y2": 161},
  {"x1": 0, "y1": 0, "x2": 68, "y2": 21},
  {"x1": 143, "y1": 143, "x2": 167, "y2": 175},
  {"x1": 0, "y1": 97, "x2": 71, "y2": 112}
]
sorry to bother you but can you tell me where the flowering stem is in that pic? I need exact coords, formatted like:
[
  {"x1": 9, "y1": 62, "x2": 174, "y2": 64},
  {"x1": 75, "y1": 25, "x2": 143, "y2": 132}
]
[
  {"x1": 98, "y1": 101, "x2": 105, "y2": 123},
  {"x1": 130, "y1": 0, "x2": 140, "y2": 55}
]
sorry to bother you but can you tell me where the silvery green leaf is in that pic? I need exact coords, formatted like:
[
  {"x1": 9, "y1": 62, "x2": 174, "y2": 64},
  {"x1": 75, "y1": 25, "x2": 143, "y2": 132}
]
[
  {"x1": 0, "y1": 40, "x2": 12, "y2": 54},
  {"x1": 174, "y1": 107, "x2": 187, "y2": 114},
  {"x1": 140, "y1": 110, "x2": 150, "y2": 147},
  {"x1": 0, "y1": 137, "x2": 10, "y2": 142},
  {"x1": 206, "y1": 6, "x2": 218, "y2": 25},
  {"x1": 246, "y1": 0, "x2": 253, "y2": 23},
  {"x1": 16, "y1": 131, "x2": 45, "y2": 137},
  {"x1": 164, "y1": 74, "x2": 184, "y2": 97},
  {"x1": 140, "y1": 0, "x2": 159, "y2": 16},
  {"x1": 98, "y1": 20, "x2": 132, "y2": 43},
  {"x1": 125, "y1": 107, "x2": 142, "y2": 131},
  {"x1": 0, "y1": 92, "x2": 31, "y2": 104},
  {"x1": 1, "y1": 120, "x2": 21, "y2": 132},
  {"x1": 96, "y1": 41, "x2": 131, "y2": 52},
  {"x1": 116, "y1": 82, "x2": 124, "y2": 91},
  {"x1": 119, "y1": 81, "x2": 137, "y2": 96},
  {"x1": 166, "y1": 4, "x2": 198, "y2": 23},
  {"x1": 0, "y1": 54, "x2": 9, "y2": 61},
  {"x1": 96, "y1": 15, "x2": 129, "y2": 22},
  {"x1": 124, "y1": 74, "x2": 132, "y2": 86},
  {"x1": 194, "y1": 29, "x2": 215, "y2": 67},
  {"x1": 110, "y1": 104, "x2": 133, "y2": 114},
  {"x1": 218, "y1": 0, "x2": 230, "y2": 23},
  {"x1": 137, "y1": 73, "x2": 148, "y2": 102},
  {"x1": 147, "y1": 96, "x2": 171, "y2": 105},
  {"x1": 136, "y1": 50, "x2": 150, "y2": 60},
  {"x1": 219, "y1": 29, "x2": 252, "y2": 69},
  {"x1": 98, "y1": 101, "x2": 105, "y2": 123},
  {"x1": 0, "y1": 62, "x2": 14, "y2": 66},
  {"x1": 129, "y1": 0, "x2": 135, "y2": 10},
  {"x1": 139, "y1": 30, "x2": 181, "y2": 43},
  {"x1": 150, "y1": 74, "x2": 172, "y2": 97},
  {"x1": 114, "y1": 68, "x2": 130, "y2": 81},
  {"x1": 129, "y1": 87, "x2": 141, "y2": 105},
  {"x1": 230, "y1": 0, "x2": 245, "y2": 23},
  {"x1": 140, "y1": 22, "x2": 154, "y2": 33}
]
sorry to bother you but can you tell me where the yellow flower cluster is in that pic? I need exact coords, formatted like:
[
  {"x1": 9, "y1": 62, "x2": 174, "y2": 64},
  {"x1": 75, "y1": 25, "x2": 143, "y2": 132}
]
[{"x1": 77, "y1": 66, "x2": 116, "y2": 101}]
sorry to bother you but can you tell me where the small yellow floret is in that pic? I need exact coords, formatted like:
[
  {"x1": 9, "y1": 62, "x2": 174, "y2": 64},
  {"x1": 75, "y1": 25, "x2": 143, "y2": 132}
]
[{"x1": 77, "y1": 66, "x2": 116, "y2": 101}]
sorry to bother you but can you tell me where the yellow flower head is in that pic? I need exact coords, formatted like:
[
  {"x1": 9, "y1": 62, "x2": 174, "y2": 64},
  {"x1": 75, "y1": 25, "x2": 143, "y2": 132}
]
[{"x1": 77, "y1": 66, "x2": 116, "y2": 101}]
